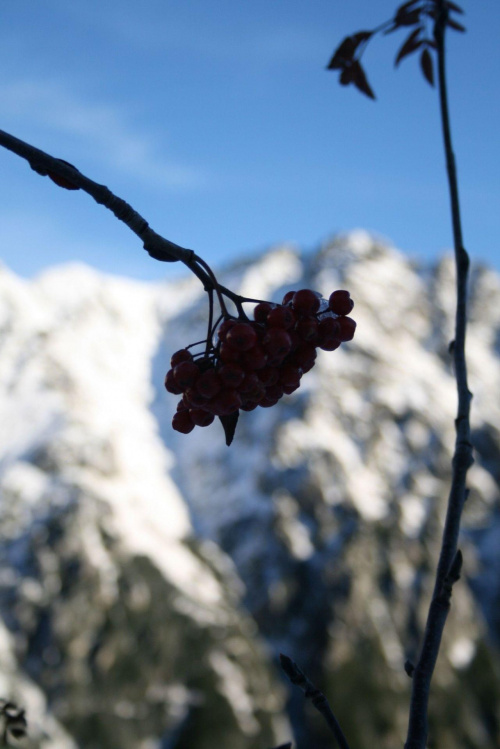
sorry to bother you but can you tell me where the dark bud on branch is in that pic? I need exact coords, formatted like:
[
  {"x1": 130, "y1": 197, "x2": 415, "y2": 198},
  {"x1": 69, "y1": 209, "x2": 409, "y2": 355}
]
[
  {"x1": 47, "y1": 158, "x2": 81, "y2": 190},
  {"x1": 404, "y1": 659, "x2": 415, "y2": 677}
]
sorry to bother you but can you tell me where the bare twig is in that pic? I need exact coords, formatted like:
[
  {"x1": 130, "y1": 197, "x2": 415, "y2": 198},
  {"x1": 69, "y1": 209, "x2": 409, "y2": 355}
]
[
  {"x1": 0, "y1": 128, "x2": 261, "y2": 314},
  {"x1": 279, "y1": 654, "x2": 351, "y2": 749},
  {"x1": 404, "y1": 2, "x2": 473, "y2": 747},
  {"x1": 0, "y1": 129, "x2": 195, "y2": 261}
]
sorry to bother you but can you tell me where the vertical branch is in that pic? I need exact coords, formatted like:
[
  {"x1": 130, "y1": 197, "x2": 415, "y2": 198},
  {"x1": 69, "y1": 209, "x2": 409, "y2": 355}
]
[{"x1": 404, "y1": 2, "x2": 473, "y2": 747}]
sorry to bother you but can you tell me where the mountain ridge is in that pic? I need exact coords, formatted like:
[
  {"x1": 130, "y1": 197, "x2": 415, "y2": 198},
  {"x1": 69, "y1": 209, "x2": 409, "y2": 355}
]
[{"x1": 1, "y1": 231, "x2": 500, "y2": 748}]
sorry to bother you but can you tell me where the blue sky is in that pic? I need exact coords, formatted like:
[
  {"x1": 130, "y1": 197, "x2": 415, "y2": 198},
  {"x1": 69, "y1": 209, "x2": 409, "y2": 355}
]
[{"x1": 0, "y1": 0, "x2": 498, "y2": 281}]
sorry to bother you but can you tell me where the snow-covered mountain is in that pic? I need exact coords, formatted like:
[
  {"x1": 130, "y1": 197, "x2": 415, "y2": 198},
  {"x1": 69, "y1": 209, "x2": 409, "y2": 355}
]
[{"x1": 1, "y1": 231, "x2": 499, "y2": 749}]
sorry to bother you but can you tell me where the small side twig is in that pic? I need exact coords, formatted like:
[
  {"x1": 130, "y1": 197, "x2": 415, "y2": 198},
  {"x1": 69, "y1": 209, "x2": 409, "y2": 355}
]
[{"x1": 279, "y1": 654, "x2": 351, "y2": 749}]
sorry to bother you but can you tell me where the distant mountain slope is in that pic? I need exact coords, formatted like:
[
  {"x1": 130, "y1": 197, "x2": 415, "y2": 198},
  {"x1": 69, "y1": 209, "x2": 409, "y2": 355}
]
[{"x1": 1, "y1": 231, "x2": 499, "y2": 748}]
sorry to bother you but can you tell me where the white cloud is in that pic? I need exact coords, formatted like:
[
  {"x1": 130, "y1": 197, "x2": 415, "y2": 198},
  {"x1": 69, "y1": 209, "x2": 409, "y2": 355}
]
[{"x1": 0, "y1": 79, "x2": 206, "y2": 189}]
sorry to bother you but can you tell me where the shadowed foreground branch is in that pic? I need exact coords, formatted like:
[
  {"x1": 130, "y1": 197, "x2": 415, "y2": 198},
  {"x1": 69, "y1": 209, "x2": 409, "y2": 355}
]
[{"x1": 279, "y1": 654, "x2": 350, "y2": 749}]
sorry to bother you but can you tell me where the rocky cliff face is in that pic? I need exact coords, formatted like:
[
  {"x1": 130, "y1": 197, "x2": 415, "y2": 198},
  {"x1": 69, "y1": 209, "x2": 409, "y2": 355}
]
[{"x1": 1, "y1": 231, "x2": 499, "y2": 748}]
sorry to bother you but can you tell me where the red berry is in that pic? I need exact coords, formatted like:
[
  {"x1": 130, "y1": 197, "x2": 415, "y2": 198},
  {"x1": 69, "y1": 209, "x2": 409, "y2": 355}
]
[
  {"x1": 240, "y1": 400, "x2": 260, "y2": 411},
  {"x1": 260, "y1": 396, "x2": 280, "y2": 408},
  {"x1": 240, "y1": 375, "x2": 265, "y2": 402},
  {"x1": 292, "y1": 289, "x2": 320, "y2": 315},
  {"x1": 320, "y1": 337, "x2": 341, "y2": 352},
  {"x1": 189, "y1": 409, "x2": 215, "y2": 427},
  {"x1": 258, "y1": 366, "x2": 280, "y2": 387},
  {"x1": 329, "y1": 290, "x2": 354, "y2": 316},
  {"x1": 241, "y1": 344, "x2": 267, "y2": 370},
  {"x1": 283, "y1": 382, "x2": 300, "y2": 395},
  {"x1": 291, "y1": 343, "x2": 317, "y2": 369},
  {"x1": 265, "y1": 384, "x2": 284, "y2": 400},
  {"x1": 211, "y1": 389, "x2": 242, "y2": 415},
  {"x1": 217, "y1": 318, "x2": 237, "y2": 341},
  {"x1": 279, "y1": 365, "x2": 301, "y2": 388},
  {"x1": 226, "y1": 323, "x2": 258, "y2": 351},
  {"x1": 173, "y1": 361, "x2": 200, "y2": 390},
  {"x1": 337, "y1": 316, "x2": 357, "y2": 342},
  {"x1": 262, "y1": 328, "x2": 292, "y2": 358},
  {"x1": 318, "y1": 317, "x2": 341, "y2": 351},
  {"x1": 170, "y1": 348, "x2": 193, "y2": 367},
  {"x1": 301, "y1": 358, "x2": 316, "y2": 374},
  {"x1": 218, "y1": 363, "x2": 245, "y2": 388},
  {"x1": 239, "y1": 372, "x2": 261, "y2": 394},
  {"x1": 219, "y1": 342, "x2": 242, "y2": 363},
  {"x1": 253, "y1": 302, "x2": 274, "y2": 323},
  {"x1": 267, "y1": 306, "x2": 295, "y2": 329},
  {"x1": 172, "y1": 410, "x2": 195, "y2": 434},
  {"x1": 295, "y1": 317, "x2": 319, "y2": 342},
  {"x1": 184, "y1": 387, "x2": 208, "y2": 408},
  {"x1": 282, "y1": 290, "x2": 295, "y2": 305},
  {"x1": 165, "y1": 369, "x2": 183, "y2": 394},
  {"x1": 287, "y1": 329, "x2": 301, "y2": 351},
  {"x1": 196, "y1": 369, "x2": 222, "y2": 399}
]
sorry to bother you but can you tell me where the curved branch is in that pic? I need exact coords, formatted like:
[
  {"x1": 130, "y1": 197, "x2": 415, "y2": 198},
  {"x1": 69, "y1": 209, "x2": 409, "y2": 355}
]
[{"x1": 0, "y1": 128, "x2": 199, "y2": 269}]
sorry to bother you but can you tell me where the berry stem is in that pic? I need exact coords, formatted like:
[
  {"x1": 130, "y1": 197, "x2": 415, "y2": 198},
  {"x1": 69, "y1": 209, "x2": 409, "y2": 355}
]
[{"x1": 205, "y1": 288, "x2": 215, "y2": 356}]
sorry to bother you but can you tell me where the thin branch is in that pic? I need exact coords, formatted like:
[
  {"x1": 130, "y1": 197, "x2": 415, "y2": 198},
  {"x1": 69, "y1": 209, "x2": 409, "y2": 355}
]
[
  {"x1": 0, "y1": 129, "x2": 271, "y2": 318},
  {"x1": 279, "y1": 654, "x2": 351, "y2": 749},
  {"x1": 0, "y1": 128, "x2": 199, "y2": 267},
  {"x1": 404, "y1": 2, "x2": 473, "y2": 747}
]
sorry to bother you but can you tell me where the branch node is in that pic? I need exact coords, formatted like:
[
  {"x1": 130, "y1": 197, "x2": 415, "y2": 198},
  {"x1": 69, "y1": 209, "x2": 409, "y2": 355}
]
[
  {"x1": 279, "y1": 654, "x2": 351, "y2": 749},
  {"x1": 404, "y1": 659, "x2": 415, "y2": 678}
]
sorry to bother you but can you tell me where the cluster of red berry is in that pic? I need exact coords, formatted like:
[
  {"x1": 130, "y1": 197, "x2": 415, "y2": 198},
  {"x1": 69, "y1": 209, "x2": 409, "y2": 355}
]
[{"x1": 165, "y1": 289, "x2": 356, "y2": 439}]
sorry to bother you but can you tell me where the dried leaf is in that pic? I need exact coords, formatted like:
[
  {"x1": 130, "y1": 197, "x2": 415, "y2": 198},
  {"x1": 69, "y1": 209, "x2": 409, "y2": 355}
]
[
  {"x1": 447, "y1": 17, "x2": 466, "y2": 32},
  {"x1": 352, "y1": 30, "x2": 373, "y2": 44},
  {"x1": 395, "y1": 27, "x2": 423, "y2": 66},
  {"x1": 351, "y1": 60, "x2": 376, "y2": 99},
  {"x1": 420, "y1": 47, "x2": 434, "y2": 86},
  {"x1": 326, "y1": 31, "x2": 371, "y2": 69},
  {"x1": 396, "y1": 0, "x2": 420, "y2": 12},
  {"x1": 327, "y1": 36, "x2": 355, "y2": 69},
  {"x1": 446, "y1": 1, "x2": 465, "y2": 13},
  {"x1": 219, "y1": 411, "x2": 239, "y2": 446},
  {"x1": 394, "y1": 7, "x2": 422, "y2": 26},
  {"x1": 339, "y1": 66, "x2": 354, "y2": 85}
]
